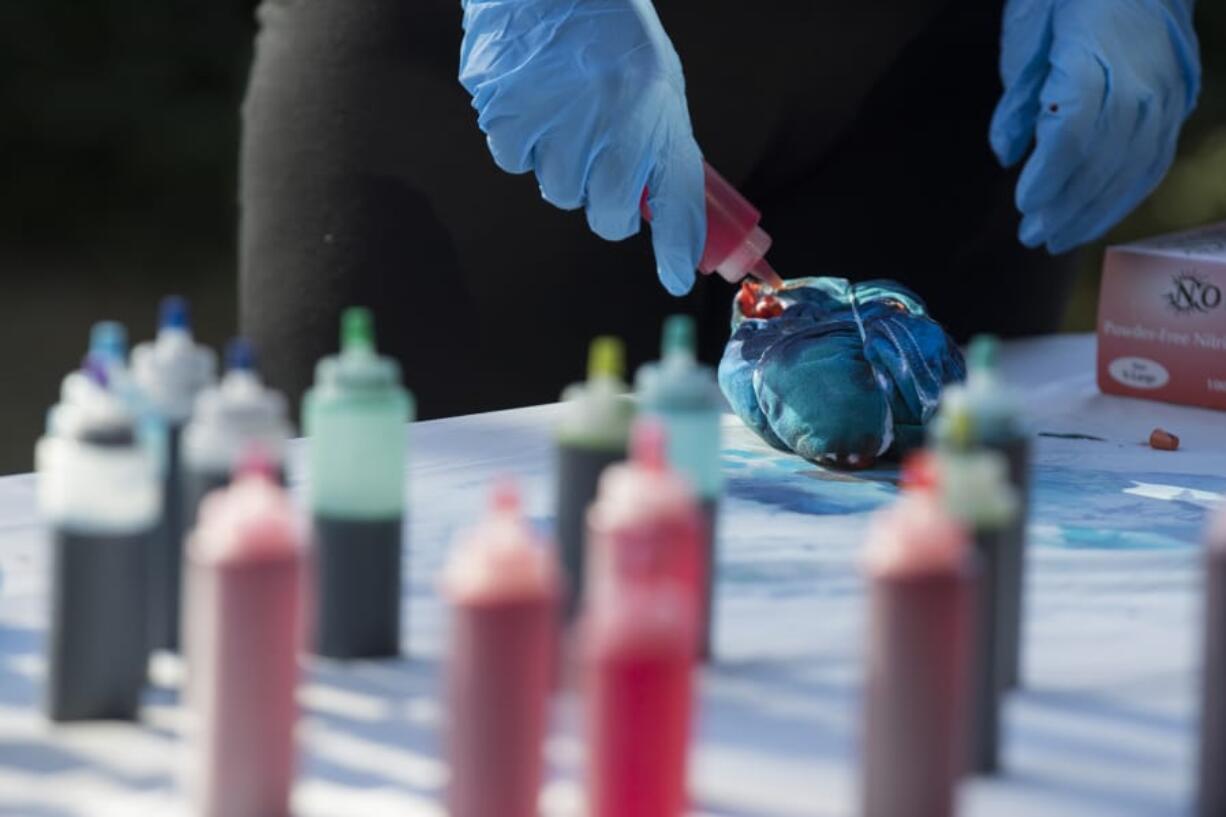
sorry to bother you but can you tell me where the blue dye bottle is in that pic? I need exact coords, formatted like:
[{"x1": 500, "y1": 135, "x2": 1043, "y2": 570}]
[
  {"x1": 132, "y1": 297, "x2": 218, "y2": 652},
  {"x1": 635, "y1": 314, "x2": 724, "y2": 659},
  {"x1": 181, "y1": 338, "x2": 293, "y2": 533}
]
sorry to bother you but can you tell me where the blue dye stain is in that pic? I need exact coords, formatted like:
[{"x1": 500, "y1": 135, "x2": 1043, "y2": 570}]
[
  {"x1": 725, "y1": 477, "x2": 886, "y2": 516},
  {"x1": 1049, "y1": 527, "x2": 1190, "y2": 551},
  {"x1": 719, "y1": 451, "x2": 1223, "y2": 549},
  {"x1": 1032, "y1": 466, "x2": 1226, "y2": 550},
  {"x1": 725, "y1": 448, "x2": 770, "y2": 461}
]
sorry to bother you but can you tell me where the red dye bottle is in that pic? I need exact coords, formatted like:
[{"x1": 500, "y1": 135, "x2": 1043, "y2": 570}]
[
  {"x1": 585, "y1": 422, "x2": 704, "y2": 650},
  {"x1": 443, "y1": 481, "x2": 560, "y2": 817},
  {"x1": 643, "y1": 161, "x2": 784, "y2": 290},
  {"x1": 582, "y1": 421, "x2": 700, "y2": 817},
  {"x1": 585, "y1": 582, "x2": 695, "y2": 817},
  {"x1": 183, "y1": 453, "x2": 307, "y2": 817},
  {"x1": 860, "y1": 493, "x2": 975, "y2": 817}
]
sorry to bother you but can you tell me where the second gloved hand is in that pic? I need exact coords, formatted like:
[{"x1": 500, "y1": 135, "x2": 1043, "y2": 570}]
[
  {"x1": 989, "y1": 0, "x2": 1200, "y2": 254},
  {"x1": 459, "y1": 0, "x2": 706, "y2": 295}
]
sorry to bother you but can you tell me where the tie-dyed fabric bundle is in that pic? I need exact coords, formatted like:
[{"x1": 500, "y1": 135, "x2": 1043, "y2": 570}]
[{"x1": 718, "y1": 278, "x2": 965, "y2": 469}]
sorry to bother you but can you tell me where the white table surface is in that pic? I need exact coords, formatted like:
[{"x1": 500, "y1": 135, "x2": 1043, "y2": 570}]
[{"x1": 0, "y1": 333, "x2": 1222, "y2": 817}]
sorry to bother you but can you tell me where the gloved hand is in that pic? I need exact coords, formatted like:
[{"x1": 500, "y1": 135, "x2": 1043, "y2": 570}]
[
  {"x1": 989, "y1": 0, "x2": 1200, "y2": 254},
  {"x1": 459, "y1": 0, "x2": 706, "y2": 295}
]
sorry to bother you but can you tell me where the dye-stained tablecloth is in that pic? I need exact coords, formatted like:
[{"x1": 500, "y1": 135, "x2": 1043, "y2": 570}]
[{"x1": 0, "y1": 333, "x2": 1222, "y2": 817}]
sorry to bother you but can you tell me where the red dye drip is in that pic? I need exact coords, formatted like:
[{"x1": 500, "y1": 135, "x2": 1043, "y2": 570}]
[{"x1": 736, "y1": 281, "x2": 784, "y2": 320}]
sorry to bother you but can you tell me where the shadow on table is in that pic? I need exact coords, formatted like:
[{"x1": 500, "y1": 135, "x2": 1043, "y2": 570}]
[
  {"x1": 298, "y1": 656, "x2": 446, "y2": 798},
  {"x1": 1003, "y1": 769, "x2": 1180, "y2": 817},
  {"x1": 1022, "y1": 685, "x2": 1190, "y2": 735},
  {"x1": 0, "y1": 624, "x2": 40, "y2": 708},
  {"x1": 0, "y1": 804, "x2": 76, "y2": 817},
  {"x1": 996, "y1": 682, "x2": 1194, "y2": 816},
  {"x1": 0, "y1": 624, "x2": 177, "y2": 796},
  {"x1": 701, "y1": 656, "x2": 857, "y2": 761}
]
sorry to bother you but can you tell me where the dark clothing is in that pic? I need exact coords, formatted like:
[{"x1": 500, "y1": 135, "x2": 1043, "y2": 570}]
[{"x1": 239, "y1": 0, "x2": 1075, "y2": 420}]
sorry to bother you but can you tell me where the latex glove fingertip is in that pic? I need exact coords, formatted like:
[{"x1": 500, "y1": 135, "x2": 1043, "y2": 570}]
[
  {"x1": 649, "y1": 218, "x2": 702, "y2": 296},
  {"x1": 1018, "y1": 213, "x2": 1049, "y2": 248},
  {"x1": 587, "y1": 205, "x2": 642, "y2": 242},
  {"x1": 989, "y1": 108, "x2": 1034, "y2": 168},
  {"x1": 655, "y1": 254, "x2": 696, "y2": 297}
]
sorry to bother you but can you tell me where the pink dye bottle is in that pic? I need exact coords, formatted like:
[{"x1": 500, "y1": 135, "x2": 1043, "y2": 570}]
[
  {"x1": 644, "y1": 161, "x2": 785, "y2": 290},
  {"x1": 861, "y1": 493, "x2": 975, "y2": 817},
  {"x1": 183, "y1": 454, "x2": 307, "y2": 817},
  {"x1": 584, "y1": 421, "x2": 704, "y2": 634},
  {"x1": 583, "y1": 421, "x2": 700, "y2": 817},
  {"x1": 443, "y1": 481, "x2": 561, "y2": 817}
]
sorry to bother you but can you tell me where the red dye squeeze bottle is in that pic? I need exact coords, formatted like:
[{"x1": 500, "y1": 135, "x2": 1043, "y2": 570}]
[
  {"x1": 861, "y1": 492, "x2": 975, "y2": 817},
  {"x1": 585, "y1": 421, "x2": 704, "y2": 640},
  {"x1": 583, "y1": 421, "x2": 701, "y2": 817},
  {"x1": 183, "y1": 451, "x2": 307, "y2": 817},
  {"x1": 643, "y1": 161, "x2": 785, "y2": 290},
  {"x1": 443, "y1": 481, "x2": 561, "y2": 817}
]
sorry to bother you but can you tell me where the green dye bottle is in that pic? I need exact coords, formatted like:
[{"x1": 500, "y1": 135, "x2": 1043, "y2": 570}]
[
  {"x1": 636, "y1": 314, "x2": 724, "y2": 658},
  {"x1": 932, "y1": 425, "x2": 1018, "y2": 777},
  {"x1": 930, "y1": 334, "x2": 1030, "y2": 688},
  {"x1": 554, "y1": 336, "x2": 635, "y2": 620},
  {"x1": 303, "y1": 308, "x2": 414, "y2": 658}
]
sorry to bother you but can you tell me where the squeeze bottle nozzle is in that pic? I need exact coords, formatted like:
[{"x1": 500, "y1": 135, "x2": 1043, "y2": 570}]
[
  {"x1": 587, "y1": 336, "x2": 625, "y2": 382},
  {"x1": 642, "y1": 161, "x2": 784, "y2": 290},
  {"x1": 225, "y1": 338, "x2": 256, "y2": 372},
  {"x1": 967, "y1": 335, "x2": 999, "y2": 376},
  {"x1": 342, "y1": 307, "x2": 376, "y2": 354},
  {"x1": 159, "y1": 296, "x2": 190, "y2": 331},
  {"x1": 89, "y1": 322, "x2": 128, "y2": 365},
  {"x1": 661, "y1": 315, "x2": 696, "y2": 361}
]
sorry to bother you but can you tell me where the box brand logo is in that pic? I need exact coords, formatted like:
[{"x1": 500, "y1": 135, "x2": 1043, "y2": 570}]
[
  {"x1": 1166, "y1": 270, "x2": 1222, "y2": 315},
  {"x1": 1108, "y1": 356, "x2": 1170, "y2": 390}
]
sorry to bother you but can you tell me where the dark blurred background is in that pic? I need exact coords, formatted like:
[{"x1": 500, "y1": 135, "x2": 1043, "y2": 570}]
[{"x1": 1, "y1": 2, "x2": 1224, "y2": 475}]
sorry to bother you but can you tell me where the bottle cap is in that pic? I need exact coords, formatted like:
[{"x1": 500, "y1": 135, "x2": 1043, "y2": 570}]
[
  {"x1": 444, "y1": 478, "x2": 559, "y2": 603},
  {"x1": 588, "y1": 336, "x2": 625, "y2": 381},
  {"x1": 159, "y1": 295, "x2": 190, "y2": 331},
  {"x1": 342, "y1": 307, "x2": 376, "y2": 354},
  {"x1": 936, "y1": 448, "x2": 1018, "y2": 528},
  {"x1": 661, "y1": 315, "x2": 696, "y2": 360},
  {"x1": 865, "y1": 493, "x2": 969, "y2": 580},
  {"x1": 89, "y1": 321, "x2": 128, "y2": 364},
  {"x1": 225, "y1": 338, "x2": 256, "y2": 372},
  {"x1": 967, "y1": 334, "x2": 999, "y2": 374}
]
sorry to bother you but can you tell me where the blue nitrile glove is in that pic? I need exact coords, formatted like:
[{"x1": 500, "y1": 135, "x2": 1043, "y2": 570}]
[
  {"x1": 989, "y1": 0, "x2": 1200, "y2": 254},
  {"x1": 459, "y1": 0, "x2": 706, "y2": 295}
]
